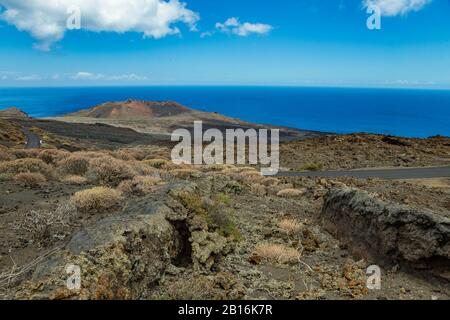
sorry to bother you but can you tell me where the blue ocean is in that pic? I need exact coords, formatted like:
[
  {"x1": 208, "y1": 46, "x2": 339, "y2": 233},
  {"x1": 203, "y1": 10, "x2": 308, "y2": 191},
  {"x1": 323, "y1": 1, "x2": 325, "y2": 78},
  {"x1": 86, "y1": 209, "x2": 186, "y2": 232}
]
[{"x1": 0, "y1": 86, "x2": 449, "y2": 138}]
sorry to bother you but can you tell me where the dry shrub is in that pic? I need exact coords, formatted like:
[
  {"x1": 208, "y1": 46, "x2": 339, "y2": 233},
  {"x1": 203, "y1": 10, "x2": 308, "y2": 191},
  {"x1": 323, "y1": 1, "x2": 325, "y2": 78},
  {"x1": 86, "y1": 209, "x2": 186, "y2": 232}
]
[
  {"x1": 0, "y1": 158, "x2": 52, "y2": 177},
  {"x1": 143, "y1": 158, "x2": 169, "y2": 169},
  {"x1": 86, "y1": 156, "x2": 137, "y2": 185},
  {"x1": 14, "y1": 172, "x2": 46, "y2": 187},
  {"x1": 38, "y1": 149, "x2": 69, "y2": 164},
  {"x1": 168, "y1": 168, "x2": 198, "y2": 179},
  {"x1": 0, "y1": 173, "x2": 13, "y2": 182},
  {"x1": 0, "y1": 150, "x2": 14, "y2": 161},
  {"x1": 240, "y1": 170, "x2": 262, "y2": 178},
  {"x1": 11, "y1": 202, "x2": 77, "y2": 245},
  {"x1": 278, "y1": 218, "x2": 303, "y2": 235},
  {"x1": 71, "y1": 187, "x2": 123, "y2": 213},
  {"x1": 63, "y1": 175, "x2": 88, "y2": 185},
  {"x1": 10, "y1": 148, "x2": 40, "y2": 159},
  {"x1": 72, "y1": 151, "x2": 106, "y2": 159},
  {"x1": 128, "y1": 160, "x2": 158, "y2": 176},
  {"x1": 220, "y1": 167, "x2": 241, "y2": 176},
  {"x1": 118, "y1": 176, "x2": 163, "y2": 195},
  {"x1": 151, "y1": 273, "x2": 243, "y2": 300},
  {"x1": 260, "y1": 177, "x2": 280, "y2": 187},
  {"x1": 250, "y1": 183, "x2": 266, "y2": 196},
  {"x1": 238, "y1": 167, "x2": 258, "y2": 172},
  {"x1": 277, "y1": 188, "x2": 306, "y2": 198},
  {"x1": 111, "y1": 148, "x2": 149, "y2": 161},
  {"x1": 201, "y1": 164, "x2": 231, "y2": 172},
  {"x1": 57, "y1": 155, "x2": 90, "y2": 176},
  {"x1": 108, "y1": 149, "x2": 136, "y2": 161},
  {"x1": 253, "y1": 243, "x2": 300, "y2": 264}
]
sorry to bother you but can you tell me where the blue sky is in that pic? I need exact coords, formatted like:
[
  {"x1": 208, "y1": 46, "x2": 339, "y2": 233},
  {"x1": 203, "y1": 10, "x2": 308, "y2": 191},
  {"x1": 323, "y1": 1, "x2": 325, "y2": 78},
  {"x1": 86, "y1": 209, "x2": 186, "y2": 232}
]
[{"x1": 0, "y1": 0, "x2": 449, "y2": 88}]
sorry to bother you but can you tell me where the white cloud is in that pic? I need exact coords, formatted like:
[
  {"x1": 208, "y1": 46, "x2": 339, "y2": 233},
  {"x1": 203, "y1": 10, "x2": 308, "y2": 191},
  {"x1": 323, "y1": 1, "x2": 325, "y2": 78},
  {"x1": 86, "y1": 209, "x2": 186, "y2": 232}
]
[
  {"x1": 215, "y1": 17, "x2": 272, "y2": 37},
  {"x1": 200, "y1": 31, "x2": 212, "y2": 38},
  {"x1": 15, "y1": 74, "x2": 42, "y2": 81},
  {"x1": 72, "y1": 72, "x2": 148, "y2": 81},
  {"x1": 0, "y1": 71, "x2": 148, "y2": 81},
  {"x1": 0, "y1": 0, "x2": 199, "y2": 50},
  {"x1": 363, "y1": 0, "x2": 432, "y2": 16}
]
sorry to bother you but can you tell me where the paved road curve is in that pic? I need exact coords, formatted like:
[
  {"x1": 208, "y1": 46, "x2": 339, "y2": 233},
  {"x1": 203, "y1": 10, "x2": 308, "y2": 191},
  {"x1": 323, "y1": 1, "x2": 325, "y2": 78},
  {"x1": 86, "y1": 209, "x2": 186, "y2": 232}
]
[{"x1": 277, "y1": 166, "x2": 450, "y2": 179}]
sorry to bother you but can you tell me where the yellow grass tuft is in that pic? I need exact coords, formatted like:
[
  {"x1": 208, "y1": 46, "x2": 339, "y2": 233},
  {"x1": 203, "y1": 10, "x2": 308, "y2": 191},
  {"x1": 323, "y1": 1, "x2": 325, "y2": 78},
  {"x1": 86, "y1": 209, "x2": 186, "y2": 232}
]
[
  {"x1": 278, "y1": 218, "x2": 303, "y2": 235},
  {"x1": 63, "y1": 175, "x2": 88, "y2": 185},
  {"x1": 277, "y1": 188, "x2": 306, "y2": 198},
  {"x1": 253, "y1": 243, "x2": 300, "y2": 264},
  {"x1": 70, "y1": 187, "x2": 123, "y2": 213}
]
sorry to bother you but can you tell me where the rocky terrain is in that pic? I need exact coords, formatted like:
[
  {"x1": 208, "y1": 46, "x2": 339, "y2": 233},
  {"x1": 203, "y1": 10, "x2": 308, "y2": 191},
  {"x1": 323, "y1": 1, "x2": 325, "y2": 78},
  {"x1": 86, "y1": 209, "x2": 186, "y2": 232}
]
[
  {"x1": 0, "y1": 104, "x2": 449, "y2": 300},
  {"x1": 281, "y1": 133, "x2": 450, "y2": 171}
]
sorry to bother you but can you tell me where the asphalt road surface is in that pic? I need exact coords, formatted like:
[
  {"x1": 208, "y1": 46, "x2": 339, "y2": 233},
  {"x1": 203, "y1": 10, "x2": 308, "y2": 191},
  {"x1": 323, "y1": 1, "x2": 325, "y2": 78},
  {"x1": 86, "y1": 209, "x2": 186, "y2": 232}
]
[
  {"x1": 22, "y1": 127, "x2": 41, "y2": 149},
  {"x1": 277, "y1": 166, "x2": 450, "y2": 179}
]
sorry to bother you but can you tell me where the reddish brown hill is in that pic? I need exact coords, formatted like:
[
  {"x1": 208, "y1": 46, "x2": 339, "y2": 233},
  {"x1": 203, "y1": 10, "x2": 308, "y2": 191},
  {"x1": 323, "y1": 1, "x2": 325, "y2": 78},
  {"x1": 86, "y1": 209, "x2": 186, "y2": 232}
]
[{"x1": 66, "y1": 99, "x2": 193, "y2": 119}]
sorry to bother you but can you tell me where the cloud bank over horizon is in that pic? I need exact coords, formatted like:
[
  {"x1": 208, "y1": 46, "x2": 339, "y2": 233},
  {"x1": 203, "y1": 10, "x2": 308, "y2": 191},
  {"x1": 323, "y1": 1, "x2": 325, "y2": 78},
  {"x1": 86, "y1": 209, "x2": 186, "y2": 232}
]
[
  {"x1": 363, "y1": 0, "x2": 432, "y2": 16},
  {"x1": 0, "y1": 0, "x2": 199, "y2": 50}
]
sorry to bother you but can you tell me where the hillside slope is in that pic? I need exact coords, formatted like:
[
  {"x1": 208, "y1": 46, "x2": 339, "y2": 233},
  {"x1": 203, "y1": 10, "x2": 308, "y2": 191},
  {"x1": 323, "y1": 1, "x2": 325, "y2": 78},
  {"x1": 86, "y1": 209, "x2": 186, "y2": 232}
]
[{"x1": 66, "y1": 100, "x2": 193, "y2": 119}]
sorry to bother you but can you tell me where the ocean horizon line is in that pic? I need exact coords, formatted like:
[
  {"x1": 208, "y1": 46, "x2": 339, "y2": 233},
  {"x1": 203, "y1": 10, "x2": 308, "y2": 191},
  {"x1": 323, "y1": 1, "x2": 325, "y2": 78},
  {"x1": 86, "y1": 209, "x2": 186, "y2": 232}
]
[{"x1": 1, "y1": 84, "x2": 450, "y2": 92}]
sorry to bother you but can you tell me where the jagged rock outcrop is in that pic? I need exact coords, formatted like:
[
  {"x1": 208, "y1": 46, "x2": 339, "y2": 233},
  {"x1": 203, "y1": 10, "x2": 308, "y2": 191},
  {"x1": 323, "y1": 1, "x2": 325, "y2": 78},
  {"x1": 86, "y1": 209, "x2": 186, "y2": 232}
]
[
  {"x1": 14, "y1": 200, "x2": 180, "y2": 299},
  {"x1": 321, "y1": 187, "x2": 450, "y2": 280},
  {"x1": 10, "y1": 183, "x2": 233, "y2": 299}
]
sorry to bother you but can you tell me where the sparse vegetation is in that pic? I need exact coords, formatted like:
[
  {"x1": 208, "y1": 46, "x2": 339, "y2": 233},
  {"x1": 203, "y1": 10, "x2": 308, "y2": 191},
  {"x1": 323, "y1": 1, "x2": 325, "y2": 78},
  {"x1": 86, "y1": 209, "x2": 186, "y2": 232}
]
[
  {"x1": 39, "y1": 149, "x2": 69, "y2": 165},
  {"x1": 11, "y1": 202, "x2": 77, "y2": 245},
  {"x1": 143, "y1": 159, "x2": 169, "y2": 169},
  {"x1": 0, "y1": 119, "x2": 25, "y2": 147},
  {"x1": 14, "y1": 172, "x2": 46, "y2": 187},
  {"x1": 0, "y1": 158, "x2": 52, "y2": 177},
  {"x1": 62, "y1": 175, "x2": 88, "y2": 185},
  {"x1": 0, "y1": 173, "x2": 13, "y2": 182},
  {"x1": 168, "y1": 168, "x2": 198, "y2": 179},
  {"x1": 278, "y1": 218, "x2": 303, "y2": 235},
  {"x1": 70, "y1": 187, "x2": 124, "y2": 213},
  {"x1": 118, "y1": 176, "x2": 163, "y2": 195},
  {"x1": 177, "y1": 191, "x2": 242, "y2": 241},
  {"x1": 86, "y1": 156, "x2": 137, "y2": 185},
  {"x1": 0, "y1": 150, "x2": 14, "y2": 161},
  {"x1": 57, "y1": 155, "x2": 90, "y2": 176},
  {"x1": 277, "y1": 188, "x2": 306, "y2": 198},
  {"x1": 253, "y1": 243, "x2": 300, "y2": 264}
]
